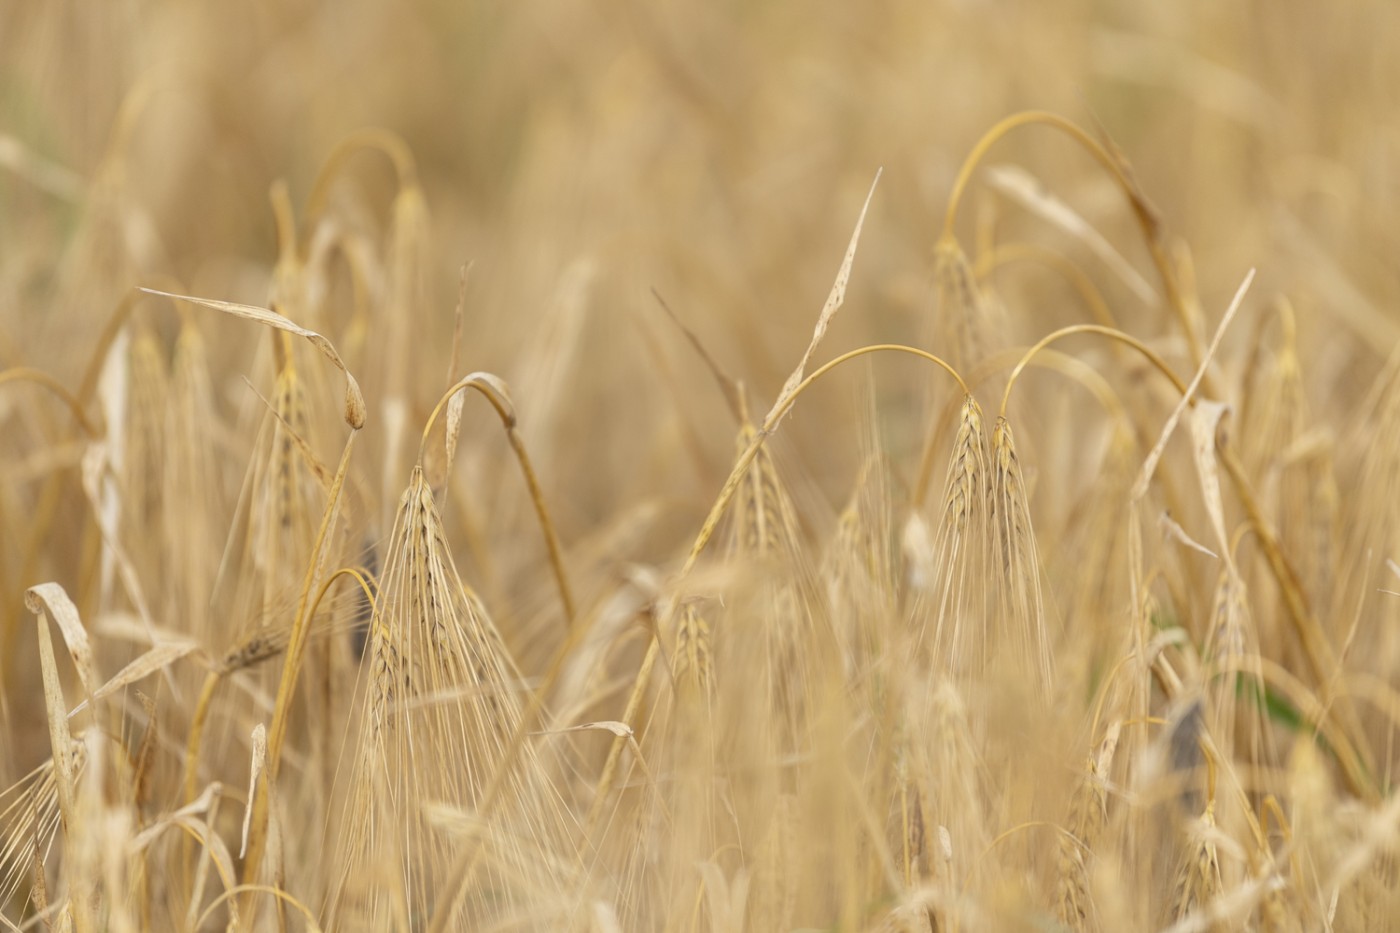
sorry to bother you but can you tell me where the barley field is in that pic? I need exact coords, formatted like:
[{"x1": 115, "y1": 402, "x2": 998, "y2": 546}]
[{"x1": 3, "y1": 1, "x2": 1400, "y2": 930}]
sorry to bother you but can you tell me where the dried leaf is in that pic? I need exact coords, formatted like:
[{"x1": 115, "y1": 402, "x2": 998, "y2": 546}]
[
  {"x1": 34, "y1": 613, "x2": 76, "y2": 837},
  {"x1": 445, "y1": 390, "x2": 466, "y2": 468},
  {"x1": 129, "y1": 783, "x2": 223, "y2": 853},
  {"x1": 768, "y1": 169, "x2": 881, "y2": 429},
  {"x1": 985, "y1": 163, "x2": 1155, "y2": 304},
  {"x1": 532, "y1": 720, "x2": 634, "y2": 739},
  {"x1": 178, "y1": 815, "x2": 240, "y2": 925},
  {"x1": 139, "y1": 287, "x2": 366, "y2": 429},
  {"x1": 1188, "y1": 399, "x2": 1232, "y2": 564},
  {"x1": 69, "y1": 641, "x2": 199, "y2": 717},
  {"x1": 1160, "y1": 511, "x2": 1218, "y2": 559},
  {"x1": 444, "y1": 372, "x2": 515, "y2": 469},
  {"x1": 1133, "y1": 269, "x2": 1254, "y2": 500},
  {"x1": 25, "y1": 584, "x2": 96, "y2": 698},
  {"x1": 242, "y1": 725, "x2": 267, "y2": 858}
]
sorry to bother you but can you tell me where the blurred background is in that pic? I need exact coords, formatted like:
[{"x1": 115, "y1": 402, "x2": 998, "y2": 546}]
[
  {"x1": 6, "y1": 1, "x2": 1397, "y2": 507},
  {"x1": 5, "y1": 0, "x2": 1400, "y2": 747},
  {"x1": 4, "y1": 2, "x2": 1400, "y2": 927}
]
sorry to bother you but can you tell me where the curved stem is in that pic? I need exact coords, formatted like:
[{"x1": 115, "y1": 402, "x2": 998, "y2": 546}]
[
  {"x1": 304, "y1": 566, "x2": 380, "y2": 637},
  {"x1": 304, "y1": 127, "x2": 419, "y2": 232},
  {"x1": 999, "y1": 324, "x2": 1187, "y2": 420},
  {"x1": 195, "y1": 884, "x2": 319, "y2": 933},
  {"x1": 422, "y1": 374, "x2": 577, "y2": 627},
  {"x1": 941, "y1": 110, "x2": 1201, "y2": 366},
  {"x1": 942, "y1": 111, "x2": 1136, "y2": 245},
  {"x1": 777, "y1": 343, "x2": 971, "y2": 416},
  {"x1": 0, "y1": 368, "x2": 102, "y2": 437},
  {"x1": 914, "y1": 344, "x2": 1133, "y2": 506},
  {"x1": 420, "y1": 374, "x2": 511, "y2": 451}
]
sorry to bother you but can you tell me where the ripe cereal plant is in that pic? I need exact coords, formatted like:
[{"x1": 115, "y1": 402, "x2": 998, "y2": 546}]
[{"x1": 5, "y1": 3, "x2": 1400, "y2": 931}]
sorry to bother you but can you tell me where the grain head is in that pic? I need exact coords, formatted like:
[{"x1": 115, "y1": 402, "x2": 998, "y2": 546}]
[{"x1": 328, "y1": 465, "x2": 575, "y2": 929}]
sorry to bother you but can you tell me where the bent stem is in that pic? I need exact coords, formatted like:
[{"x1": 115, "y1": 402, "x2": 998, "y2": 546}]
[
  {"x1": 941, "y1": 110, "x2": 1200, "y2": 367},
  {"x1": 999, "y1": 323, "x2": 1187, "y2": 420},
  {"x1": 303, "y1": 127, "x2": 419, "y2": 233},
  {"x1": 913, "y1": 344, "x2": 1137, "y2": 507},
  {"x1": 0, "y1": 368, "x2": 102, "y2": 438},
  {"x1": 194, "y1": 884, "x2": 320, "y2": 933},
  {"x1": 421, "y1": 372, "x2": 577, "y2": 627}
]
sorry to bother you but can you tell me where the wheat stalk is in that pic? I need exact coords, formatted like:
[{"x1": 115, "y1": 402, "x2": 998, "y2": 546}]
[
  {"x1": 1056, "y1": 722, "x2": 1119, "y2": 931},
  {"x1": 328, "y1": 465, "x2": 574, "y2": 929},
  {"x1": 990, "y1": 416, "x2": 1051, "y2": 688},
  {"x1": 925, "y1": 394, "x2": 990, "y2": 677},
  {"x1": 670, "y1": 601, "x2": 712, "y2": 698}
]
